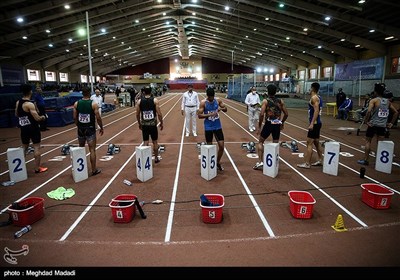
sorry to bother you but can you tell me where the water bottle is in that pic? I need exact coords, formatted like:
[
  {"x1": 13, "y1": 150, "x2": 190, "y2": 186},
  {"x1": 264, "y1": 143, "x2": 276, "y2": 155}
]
[
  {"x1": 14, "y1": 225, "x2": 32, "y2": 239},
  {"x1": 123, "y1": 179, "x2": 132, "y2": 186},
  {"x1": 360, "y1": 167, "x2": 366, "y2": 178},
  {"x1": 2, "y1": 181, "x2": 15, "y2": 187}
]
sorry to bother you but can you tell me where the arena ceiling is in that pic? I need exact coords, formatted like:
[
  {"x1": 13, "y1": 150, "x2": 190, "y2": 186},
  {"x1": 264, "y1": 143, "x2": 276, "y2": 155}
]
[{"x1": 0, "y1": 0, "x2": 399, "y2": 76}]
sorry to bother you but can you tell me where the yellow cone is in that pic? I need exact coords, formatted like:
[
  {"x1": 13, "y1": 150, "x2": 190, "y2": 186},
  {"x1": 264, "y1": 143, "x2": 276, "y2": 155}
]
[{"x1": 331, "y1": 214, "x2": 347, "y2": 232}]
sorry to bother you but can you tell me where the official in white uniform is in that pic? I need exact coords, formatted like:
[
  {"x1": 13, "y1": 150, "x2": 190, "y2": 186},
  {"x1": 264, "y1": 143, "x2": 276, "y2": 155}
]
[
  {"x1": 90, "y1": 89, "x2": 103, "y2": 116},
  {"x1": 245, "y1": 86, "x2": 261, "y2": 132},
  {"x1": 181, "y1": 84, "x2": 200, "y2": 137}
]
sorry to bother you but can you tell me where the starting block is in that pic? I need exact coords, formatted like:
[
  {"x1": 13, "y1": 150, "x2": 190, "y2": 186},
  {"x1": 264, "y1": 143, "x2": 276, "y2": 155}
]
[
  {"x1": 320, "y1": 139, "x2": 330, "y2": 147},
  {"x1": 158, "y1": 145, "x2": 165, "y2": 153},
  {"x1": 196, "y1": 142, "x2": 206, "y2": 154},
  {"x1": 107, "y1": 143, "x2": 121, "y2": 155},
  {"x1": 280, "y1": 141, "x2": 298, "y2": 152},
  {"x1": 241, "y1": 142, "x2": 256, "y2": 153},
  {"x1": 70, "y1": 147, "x2": 88, "y2": 182},
  {"x1": 375, "y1": 141, "x2": 394, "y2": 174},
  {"x1": 263, "y1": 143, "x2": 279, "y2": 178},
  {"x1": 136, "y1": 146, "x2": 153, "y2": 182},
  {"x1": 200, "y1": 144, "x2": 217, "y2": 181},
  {"x1": 7, "y1": 148, "x2": 28, "y2": 183},
  {"x1": 61, "y1": 144, "x2": 77, "y2": 155},
  {"x1": 25, "y1": 146, "x2": 34, "y2": 155}
]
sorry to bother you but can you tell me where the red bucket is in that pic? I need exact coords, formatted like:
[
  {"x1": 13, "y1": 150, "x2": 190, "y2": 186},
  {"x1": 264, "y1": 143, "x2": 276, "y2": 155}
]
[
  {"x1": 7, "y1": 197, "x2": 45, "y2": 227},
  {"x1": 288, "y1": 191, "x2": 316, "y2": 219},
  {"x1": 109, "y1": 194, "x2": 136, "y2": 223},
  {"x1": 200, "y1": 194, "x2": 224, "y2": 224},
  {"x1": 361, "y1": 184, "x2": 394, "y2": 209}
]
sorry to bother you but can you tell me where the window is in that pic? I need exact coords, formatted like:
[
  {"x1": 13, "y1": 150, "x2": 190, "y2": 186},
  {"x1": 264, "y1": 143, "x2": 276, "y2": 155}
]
[
  {"x1": 45, "y1": 71, "x2": 56, "y2": 82},
  {"x1": 275, "y1": 73, "x2": 280, "y2": 81},
  {"x1": 298, "y1": 70, "x2": 305, "y2": 80},
  {"x1": 80, "y1": 75, "x2": 87, "y2": 83},
  {"x1": 269, "y1": 74, "x2": 274, "y2": 81},
  {"x1": 309, "y1": 69, "x2": 317, "y2": 79},
  {"x1": 391, "y1": 57, "x2": 400, "y2": 74},
  {"x1": 323, "y1": 67, "x2": 332, "y2": 78},
  {"x1": 59, "y1": 72, "x2": 69, "y2": 82},
  {"x1": 27, "y1": 69, "x2": 41, "y2": 81}
]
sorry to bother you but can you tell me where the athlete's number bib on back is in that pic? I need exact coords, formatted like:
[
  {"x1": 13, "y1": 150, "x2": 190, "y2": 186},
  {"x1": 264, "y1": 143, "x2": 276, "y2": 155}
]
[
  {"x1": 78, "y1": 113, "x2": 90, "y2": 123},
  {"x1": 143, "y1": 110, "x2": 154, "y2": 120},
  {"x1": 19, "y1": 116, "x2": 31, "y2": 126},
  {"x1": 378, "y1": 108, "x2": 389, "y2": 118}
]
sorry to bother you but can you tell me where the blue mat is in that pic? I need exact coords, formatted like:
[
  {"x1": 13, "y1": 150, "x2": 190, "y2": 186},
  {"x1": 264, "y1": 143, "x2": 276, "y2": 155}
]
[{"x1": 47, "y1": 107, "x2": 74, "y2": 127}]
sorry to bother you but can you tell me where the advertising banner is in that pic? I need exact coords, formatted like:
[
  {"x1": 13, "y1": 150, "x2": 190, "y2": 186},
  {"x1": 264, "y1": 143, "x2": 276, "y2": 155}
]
[{"x1": 335, "y1": 57, "x2": 384, "y2": 80}]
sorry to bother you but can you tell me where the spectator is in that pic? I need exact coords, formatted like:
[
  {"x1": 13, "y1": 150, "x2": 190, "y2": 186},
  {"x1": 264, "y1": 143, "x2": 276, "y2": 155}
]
[
  {"x1": 336, "y1": 88, "x2": 346, "y2": 109},
  {"x1": 337, "y1": 97, "x2": 353, "y2": 120}
]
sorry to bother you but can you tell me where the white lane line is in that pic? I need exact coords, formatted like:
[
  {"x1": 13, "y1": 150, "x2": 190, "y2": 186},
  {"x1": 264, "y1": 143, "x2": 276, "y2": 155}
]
[
  {"x1": 285, "y1": 119, "x2": 399, "y2": 168},
  {"x1": 164, "y1": 94, "x2": 185, "y2": 242},
  {"x1": 0, "y1": 96, "x2": 173, "y2": 176},
  {"x1": 61, "y1": 96, "x2": 182, "y2": 241},
  {"x1": 5, "y1": 220, "x2": 399, "y2": 247},
  {"x1": 0, "y1": 110, "x2": 135, "y2": 176},
  {"x1": 0, "y1": 107, "x2": 132, "y2": 156},
  {"x1": 164, "y1": 119, "x2": 186, "y2": 243},
  {"x1": 215, "y1": 111, "x2": 274, "y2": 236},
  {"x1": 1, "y1": 96, "x2": 179, "y2": 214},
  {"x1": 222, "y1": 104, "x2": 368, "y2": 228},
  {"x1": 224, "y1": 98, "x2": 399, "y2": 186},
  {"x1": 0, "y1": 121, "x2": 138, "y2": 214},
  {"x1": 59, "y1": 150, "x2": 137, "y2": 241},
  {"x1": 279, "y1": 157, "x2": 368, "y2": 227},
  {"x1": 225, "y1": 148, "x2": 275, "y2": 237}
]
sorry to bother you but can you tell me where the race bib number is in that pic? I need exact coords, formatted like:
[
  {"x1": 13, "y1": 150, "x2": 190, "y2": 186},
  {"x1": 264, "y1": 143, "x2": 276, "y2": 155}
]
[
  {"x1": 78, "y1": 113, "x2": 90, "y2": 123},
  {"x1": 377, "y1": 108, "x2": 389, "y2": 118},
  {"x1": 143, "y1": 110, "x2": 154, "y2": 120},
  {"x1": 207, "y1": 111, "x2": 219, "y2": 121},
  {"x1": 270, "y1": 119, "x2": 282, "y2": 125},
  {"x1": 19, "y1": 116, "x2": 31, "y2": 126}
]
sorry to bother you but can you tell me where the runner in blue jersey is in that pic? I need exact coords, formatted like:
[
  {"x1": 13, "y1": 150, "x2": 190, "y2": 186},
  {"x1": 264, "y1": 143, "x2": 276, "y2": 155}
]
[
  {"x1": 197, "y1": 87, "x2": 227, "y2": 171},
  {"x1": 297, "y1": 82, "x2": 324, "y2": 169}
]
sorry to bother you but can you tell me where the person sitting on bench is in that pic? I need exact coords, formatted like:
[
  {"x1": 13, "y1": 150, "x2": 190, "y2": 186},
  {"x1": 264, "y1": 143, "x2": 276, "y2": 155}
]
[{"x1": 337, "y1": 97, "x2": 353, "y2": 120}]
